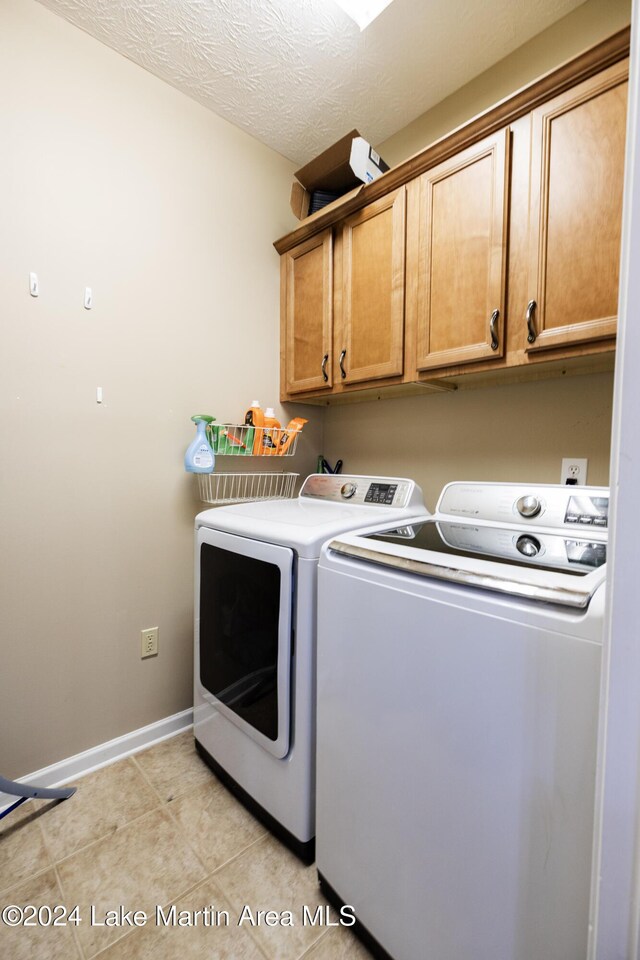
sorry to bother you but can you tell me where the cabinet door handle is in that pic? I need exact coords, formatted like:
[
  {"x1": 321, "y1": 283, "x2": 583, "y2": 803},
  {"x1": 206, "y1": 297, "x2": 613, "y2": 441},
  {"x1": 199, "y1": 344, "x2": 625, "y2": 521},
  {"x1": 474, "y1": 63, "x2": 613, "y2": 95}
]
[
  {"x1": 489, "y1": 309, "x2": 499, "y2": 351},
  {"x1": 339, "y1": 349, "x2": 347, "y2": 379},
  {"x1": 321, "y1": 354, "x2": 329, "y2": 382},
  {"x1": 526, "y1": 300, "x2": 537, "y2": 344}
]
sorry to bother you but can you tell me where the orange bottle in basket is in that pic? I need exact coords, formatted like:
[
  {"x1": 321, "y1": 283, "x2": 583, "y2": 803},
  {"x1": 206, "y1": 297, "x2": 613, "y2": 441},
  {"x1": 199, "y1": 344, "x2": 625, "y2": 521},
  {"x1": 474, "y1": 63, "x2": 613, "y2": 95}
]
[
  {"x1": 261, "y1": 407, "x2": 281, "y2": 456},
  {"x1": 277, "y1": 417, "x2": 308, "y2": 455},
  {"x1": 245, "y1": 400, "x2": 265, "y2": 454}
]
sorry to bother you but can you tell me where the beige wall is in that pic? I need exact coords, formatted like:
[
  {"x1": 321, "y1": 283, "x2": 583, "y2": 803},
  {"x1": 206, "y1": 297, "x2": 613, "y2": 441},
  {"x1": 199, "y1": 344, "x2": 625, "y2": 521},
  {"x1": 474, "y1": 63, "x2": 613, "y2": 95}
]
[
  {"x1": 323, "y1": 374, "x2": 614, "y2": 510},
  {"x1": 324, "y1": 0, "x2": 629, "y2": 508},
  {"x1": 0, "y1": 0, "x2": 319, "y2": 778},
  {"x1": 379, "y1": 0, "x2": 632, "y2": 166}
]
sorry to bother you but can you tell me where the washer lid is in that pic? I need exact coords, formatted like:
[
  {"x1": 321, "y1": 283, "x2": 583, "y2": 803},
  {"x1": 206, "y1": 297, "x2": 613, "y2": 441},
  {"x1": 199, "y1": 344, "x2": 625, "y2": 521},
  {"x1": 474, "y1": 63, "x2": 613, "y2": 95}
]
[{"x1": 326, "y1": 516, "x2": 607, "y2": 609}]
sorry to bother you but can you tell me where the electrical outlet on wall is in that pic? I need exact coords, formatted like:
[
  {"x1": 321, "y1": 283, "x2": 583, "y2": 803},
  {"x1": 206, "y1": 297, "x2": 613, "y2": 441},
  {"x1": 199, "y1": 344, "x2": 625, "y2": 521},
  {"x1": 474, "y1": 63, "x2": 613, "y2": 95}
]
[
  {"x1": 560, "y1": 458, "x2": 588, "y2": 486},
  {"x1": 141, "y1": 627, "x2": 158, "y2": 659}
]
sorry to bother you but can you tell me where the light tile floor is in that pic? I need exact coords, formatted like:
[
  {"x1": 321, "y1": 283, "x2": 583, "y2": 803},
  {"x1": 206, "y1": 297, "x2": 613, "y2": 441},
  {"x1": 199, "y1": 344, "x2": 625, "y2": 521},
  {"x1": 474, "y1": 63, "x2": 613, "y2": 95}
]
[{"x1": 0, "y1": 732, "x2": 372, "y2": 960}]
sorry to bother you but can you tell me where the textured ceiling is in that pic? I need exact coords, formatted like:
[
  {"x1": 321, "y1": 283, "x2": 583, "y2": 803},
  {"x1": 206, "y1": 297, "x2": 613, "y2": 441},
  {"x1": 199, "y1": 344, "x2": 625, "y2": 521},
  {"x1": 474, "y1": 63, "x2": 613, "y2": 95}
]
[{"x1": 36, "y1": 0, "x2": 586, "y2": 164}]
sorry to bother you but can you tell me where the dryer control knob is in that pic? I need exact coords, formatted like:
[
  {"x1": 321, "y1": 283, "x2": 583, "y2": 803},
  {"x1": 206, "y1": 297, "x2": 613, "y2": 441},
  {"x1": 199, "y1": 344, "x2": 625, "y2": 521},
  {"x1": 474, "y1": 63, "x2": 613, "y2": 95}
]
[
  {"x1": 341, "y1": 482, "x2": 357, "y2": 499},
  {"x1": 516, "y1": 534, "x2": 541, "y2": 557},
  {"x1": 516, "y1": 495, "x2": 542, "y2": 518}
]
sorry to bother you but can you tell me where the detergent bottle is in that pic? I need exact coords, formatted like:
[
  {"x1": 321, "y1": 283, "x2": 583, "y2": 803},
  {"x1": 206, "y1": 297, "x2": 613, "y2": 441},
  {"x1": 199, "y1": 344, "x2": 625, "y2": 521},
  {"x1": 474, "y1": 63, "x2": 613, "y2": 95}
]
[
  {"x1": 244, "y1": 400, "x2": 264, "y2": 427},
  {"x1": 261, "y1": 407, "x2": 281, "y2": 456},
  {"x1": 245, "y1": 401, "x2": 265, "y2": 454},
  {"x1": 184, "y1": 415, "x2": 216, "y2": 473}
]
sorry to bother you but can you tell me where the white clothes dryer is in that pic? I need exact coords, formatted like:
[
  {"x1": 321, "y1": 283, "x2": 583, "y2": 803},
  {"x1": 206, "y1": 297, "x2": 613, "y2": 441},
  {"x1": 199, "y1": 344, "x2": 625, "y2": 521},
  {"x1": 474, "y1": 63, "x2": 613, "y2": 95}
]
[
  {"x1": 194, "y1": 474, "x2": 425, "y2": 862},
  {"x1": 316, "y1": 482, "x2": 608, "y2": 959}
]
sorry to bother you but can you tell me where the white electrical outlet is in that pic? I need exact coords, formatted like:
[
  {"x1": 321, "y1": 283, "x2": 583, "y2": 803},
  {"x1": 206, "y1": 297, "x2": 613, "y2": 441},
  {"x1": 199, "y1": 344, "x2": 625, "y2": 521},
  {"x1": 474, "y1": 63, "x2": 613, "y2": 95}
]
[
  {"x1": 560, "y1": 458, "x2": 588, "y2": 486},
  {"x1": 141, "y1": 627, "x2": 158, "y2": 658}
]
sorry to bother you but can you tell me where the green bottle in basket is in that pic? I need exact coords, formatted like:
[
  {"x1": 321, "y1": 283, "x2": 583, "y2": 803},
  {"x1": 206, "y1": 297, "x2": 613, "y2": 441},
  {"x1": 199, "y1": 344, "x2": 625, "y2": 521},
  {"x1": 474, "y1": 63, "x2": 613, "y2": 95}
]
[{"x1": 184, "y1": 415, "x2": 215, "y2": 473}]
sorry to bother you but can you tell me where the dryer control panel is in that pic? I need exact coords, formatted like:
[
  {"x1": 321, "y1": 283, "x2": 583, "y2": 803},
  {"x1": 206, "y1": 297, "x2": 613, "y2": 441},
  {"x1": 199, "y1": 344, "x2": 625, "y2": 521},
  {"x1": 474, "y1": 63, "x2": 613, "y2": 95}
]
[{"x1": 300, "y1": 474, "x2": 422, "y2": 510}]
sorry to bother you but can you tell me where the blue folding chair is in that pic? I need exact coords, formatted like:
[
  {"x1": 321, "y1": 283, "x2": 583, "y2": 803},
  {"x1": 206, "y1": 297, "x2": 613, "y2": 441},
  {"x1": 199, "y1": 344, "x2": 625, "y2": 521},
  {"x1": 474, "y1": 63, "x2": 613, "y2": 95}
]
[{"x1": 0, "y1": 776, "x2": 76, "y2": 821}]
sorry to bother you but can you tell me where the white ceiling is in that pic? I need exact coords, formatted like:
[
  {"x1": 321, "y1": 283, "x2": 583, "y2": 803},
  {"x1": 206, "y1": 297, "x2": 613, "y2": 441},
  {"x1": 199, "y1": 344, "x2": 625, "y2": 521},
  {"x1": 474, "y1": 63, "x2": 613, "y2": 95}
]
[{"x1": 36, "y1": 0, "x2": 586, "y2": 165}]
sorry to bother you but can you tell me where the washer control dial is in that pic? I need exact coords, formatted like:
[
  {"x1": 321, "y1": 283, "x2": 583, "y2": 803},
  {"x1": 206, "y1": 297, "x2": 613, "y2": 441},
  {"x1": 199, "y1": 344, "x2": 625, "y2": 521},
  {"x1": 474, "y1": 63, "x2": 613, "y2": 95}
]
[
  {"x1": 516, "y1": 495, "x2": 542, "y2": 519},
  {"x1": 516, "y1": 534, "x2": 541, "y2": 558},
  {"x1": 340, "y1": 482, "x2": 357, "y2": 500}
]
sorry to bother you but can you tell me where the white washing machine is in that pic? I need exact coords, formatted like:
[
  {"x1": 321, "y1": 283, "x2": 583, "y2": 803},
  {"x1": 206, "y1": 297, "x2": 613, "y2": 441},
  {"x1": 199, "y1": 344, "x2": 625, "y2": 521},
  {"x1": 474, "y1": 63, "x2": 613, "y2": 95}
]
[
  {"x1": 193, "y1": 473, "x2": 425, "y2": 862},
  {"x1": 316, "y1": 482, "x2": 608, "y2": 959}
]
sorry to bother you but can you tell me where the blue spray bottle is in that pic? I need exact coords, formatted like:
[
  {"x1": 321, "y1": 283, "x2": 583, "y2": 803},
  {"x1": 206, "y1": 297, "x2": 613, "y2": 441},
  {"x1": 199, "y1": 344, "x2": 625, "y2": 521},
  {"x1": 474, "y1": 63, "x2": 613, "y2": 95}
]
[{"x1": 184, "y1": 415, "x2": 216, "y2": 473}]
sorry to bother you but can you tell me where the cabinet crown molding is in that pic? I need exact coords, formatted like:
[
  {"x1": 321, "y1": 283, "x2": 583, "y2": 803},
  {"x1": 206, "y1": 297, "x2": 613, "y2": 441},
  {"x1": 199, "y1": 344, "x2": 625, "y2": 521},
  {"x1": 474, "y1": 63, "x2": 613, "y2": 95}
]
[{"x1": 274, "y1": 27, "x2": 630, "y2": 256}]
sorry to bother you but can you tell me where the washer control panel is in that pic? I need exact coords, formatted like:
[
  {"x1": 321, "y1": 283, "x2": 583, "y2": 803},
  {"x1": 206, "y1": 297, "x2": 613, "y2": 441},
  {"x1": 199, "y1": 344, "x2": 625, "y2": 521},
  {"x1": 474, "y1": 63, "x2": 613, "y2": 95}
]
[
  {"x1": 300, "y1": 474, "x2": 420, "y2": 509},
  {"x1": 437, "y1": 482, "x2": 609, "y2": 532},
  {"x1": 564, "y1": 493, "x2": 609, "y2": 527}
]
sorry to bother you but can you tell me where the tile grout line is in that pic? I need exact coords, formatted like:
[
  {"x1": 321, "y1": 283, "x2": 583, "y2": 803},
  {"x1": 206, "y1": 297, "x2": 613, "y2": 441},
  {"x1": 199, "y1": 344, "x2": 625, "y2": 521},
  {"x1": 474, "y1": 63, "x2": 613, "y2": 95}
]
[
  {"x1": 295, "y1": 925, "x2": 332, "y2": 960},
  {"x1": 130, "y1": 744, "x2": 272, "y2": 880},
  {"x1": 0, "y1": 805, "x2": 63, "y2": 900},
  {"x1": 209, "y1": 831, "x2": 272, "y2": 878},
  {"x1": 209, "y1": 863, "x2": 278, "y2": 960},
  {"x1": 52, "y1": 861, "x2": 88, "y2": 960},
  {"x1": 45, "y1": 800, "x2": 165, "y2": 871},
  {"x1": 130, "y1": 740, "x2": 232, "y2": 813},
  {"x1": 2, "y1": 755, "x2": 164, "y2": 886},
  {"x1": 203, "y1": 834, "x2": 273, "y2": 960},
  {"x1": 35, "y1": 809, "x2": 57, "y2": 867},
  {"x1": 129, "y1": 751, "x2": 173, "y2": 805},
  {"x1": 3, "y1": 739, "x2": 252, "y2": 902},
  {"x1": 51, "y1": 802, "x2": 211, "y2": 960},
  {"x1": 161, "y1": 784, "x2": 270, "y2": 879},
  {"x1": 83, "y1": 920, "x2": 140, "y2": 960},
  {"x1": 0, "y1": 861, "x2": 53, "y2": 902},
  {"x1": 130, "y1": 740, "x2": 283, "y2": 960},
  {"x1": 86, "y1": 870, "x2": 276, "y2": 960},
  {"x1": 207, "y1": 834, "x2": 331, "y2": 960},
  {"x1": 80, "y1": 840, "x2": 276, "y2": 960},
  {"x1": 208, "y1": 829, "x2": 270, "y2": 874},
  {"x1": 131, "y1": 751, "x2": 218, "y2": 877}
]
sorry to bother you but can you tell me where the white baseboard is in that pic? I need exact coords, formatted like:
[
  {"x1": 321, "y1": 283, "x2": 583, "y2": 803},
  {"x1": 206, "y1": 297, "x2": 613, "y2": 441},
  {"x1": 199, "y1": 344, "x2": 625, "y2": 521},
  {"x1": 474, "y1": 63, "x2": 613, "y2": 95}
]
[{"x1": 0, "y1": 708, "x2": 193, "y2": 812}]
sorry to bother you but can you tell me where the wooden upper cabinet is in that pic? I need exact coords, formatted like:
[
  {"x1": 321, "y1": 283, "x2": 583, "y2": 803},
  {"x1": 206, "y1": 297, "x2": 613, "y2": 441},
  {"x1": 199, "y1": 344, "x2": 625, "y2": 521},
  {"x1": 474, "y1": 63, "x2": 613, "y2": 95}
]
[
  {"x1": 275, "y1": 33, "x2": 629, "y2": 401},
  {"x1": 526, "y1": 59, "x2": 628, "y2": 353},
  {"x1": 282, "y1": 229, "x2": 333, "y2": 394},
  {"x1": 413, "y1": 129, "x2": 510, "y2": 372},
  {"x1": 338, "y1": 188, "x2": 406, "y2": 385}
]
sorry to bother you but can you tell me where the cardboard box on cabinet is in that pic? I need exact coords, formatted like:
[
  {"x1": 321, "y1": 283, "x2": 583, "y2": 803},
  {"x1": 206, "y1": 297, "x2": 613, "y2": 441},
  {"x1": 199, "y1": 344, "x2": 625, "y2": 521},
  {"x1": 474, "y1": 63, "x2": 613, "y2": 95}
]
[{"x1": 290, "y1": 129, "x2": 389, "y2": 219}]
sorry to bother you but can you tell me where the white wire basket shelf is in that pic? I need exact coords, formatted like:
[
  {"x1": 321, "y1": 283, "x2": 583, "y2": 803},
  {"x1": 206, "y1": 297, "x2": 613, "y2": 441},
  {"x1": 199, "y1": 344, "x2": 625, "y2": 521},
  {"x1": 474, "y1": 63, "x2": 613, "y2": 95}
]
[
  {"x1": 207, "y1": 423, "x2": 300, "y2": 457},
  {"x1": 197, "y1": 472, "x2": 299, "y2": 505}
]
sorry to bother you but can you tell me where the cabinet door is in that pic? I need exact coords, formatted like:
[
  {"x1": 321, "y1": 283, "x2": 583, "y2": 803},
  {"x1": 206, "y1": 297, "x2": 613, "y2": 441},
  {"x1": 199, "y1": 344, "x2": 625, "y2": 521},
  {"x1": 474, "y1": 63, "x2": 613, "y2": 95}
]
[
  {"x1": 414, "y1": 130, "x2": 509, "y2": 371},
  {"x1": 282, "y1": 229, "x2": 333, "y2": 394},
  {"x1": 526, "y1": 60, "x2": 627, "y2": 352},
  {"x1": 339, "y1": 188, "x2": 405, "y2": 385}
]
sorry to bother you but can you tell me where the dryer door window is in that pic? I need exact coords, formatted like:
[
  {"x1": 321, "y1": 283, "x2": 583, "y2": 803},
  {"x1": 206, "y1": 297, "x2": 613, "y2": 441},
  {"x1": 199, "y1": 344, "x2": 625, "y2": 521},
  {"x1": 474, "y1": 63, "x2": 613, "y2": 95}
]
[{"x1": 198, "y1": 533, "x2": 293, "y2": 758}]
